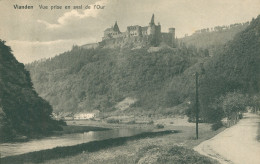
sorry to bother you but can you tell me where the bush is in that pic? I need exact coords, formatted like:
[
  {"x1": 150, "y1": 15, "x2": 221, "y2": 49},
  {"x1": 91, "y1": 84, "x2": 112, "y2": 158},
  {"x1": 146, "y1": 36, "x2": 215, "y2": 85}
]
[
  {"x1": 106, "y1": 118, "x2": 120, "y2": 124},
  {"x1": 222, "y1": 92, "x2": 248, "y2": 118},
  {"x1": 238, "y1": 113, "x2": 243, "y2": 119},
  {"x1": 211, "y1": 121, "x2": 223, "y2": 131},
  {"x1": 156, "y1": 124, "x2": 164, "y2": 129},
  {"x1": 58, "y1": 119, "x2": 67, "y2": 126},
  {"x1": 157, "y1": 146, "x2": 216, "y2": 164}
]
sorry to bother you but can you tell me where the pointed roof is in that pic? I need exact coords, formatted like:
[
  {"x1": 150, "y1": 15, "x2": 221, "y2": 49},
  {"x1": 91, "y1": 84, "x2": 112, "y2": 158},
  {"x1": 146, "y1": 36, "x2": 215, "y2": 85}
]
[
  {"x1": 150, "y1": 14, "x2": 155, "y2": 25},
  {"x1": 113, "y1": 21, "x2": 120, "y2": 32}
]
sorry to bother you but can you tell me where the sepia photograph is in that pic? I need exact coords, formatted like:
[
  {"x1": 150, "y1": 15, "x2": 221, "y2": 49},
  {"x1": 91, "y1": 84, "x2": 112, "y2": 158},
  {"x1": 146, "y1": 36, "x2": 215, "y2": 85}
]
[{"x1": 0, "y1": 0, "x2": 260, "y2": 163}]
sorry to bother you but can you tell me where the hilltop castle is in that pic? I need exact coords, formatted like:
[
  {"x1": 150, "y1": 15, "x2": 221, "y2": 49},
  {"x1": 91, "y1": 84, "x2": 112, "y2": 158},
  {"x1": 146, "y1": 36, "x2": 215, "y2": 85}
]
[{"x1": 82, "y1": 14, "x2": 176, "y2": 49}]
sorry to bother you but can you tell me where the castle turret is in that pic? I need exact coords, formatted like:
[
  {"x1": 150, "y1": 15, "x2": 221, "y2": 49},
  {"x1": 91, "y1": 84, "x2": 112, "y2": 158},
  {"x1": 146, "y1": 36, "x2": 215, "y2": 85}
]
[
  {"x1": 113, "y1": 21, "x2": 120, "y2": 32},
  {"x1": 148, "y1": 14, "x2": 161, "y2": 46},
  {"x1": 150, "y1": 14, "x2": 155, "y2": 25},
  {"x1": 102, "y1": 21, "x2": 122, "y2": 40}
]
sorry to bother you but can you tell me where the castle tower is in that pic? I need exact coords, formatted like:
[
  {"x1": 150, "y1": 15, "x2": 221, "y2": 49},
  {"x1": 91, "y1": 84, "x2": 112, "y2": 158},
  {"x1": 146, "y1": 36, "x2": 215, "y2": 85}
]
[
  {"x1": 169, "y1": 28, "x2": 175, "y2": 47},
  {"x1": 148, "y1": 14, "x2": 161, "y2": 46},
  {"x1": 113, "y1": 21, "x2": 120, "y2": 33},
  {"x1": 150, "y1": 14, "x2": 155, "y2": 26}
]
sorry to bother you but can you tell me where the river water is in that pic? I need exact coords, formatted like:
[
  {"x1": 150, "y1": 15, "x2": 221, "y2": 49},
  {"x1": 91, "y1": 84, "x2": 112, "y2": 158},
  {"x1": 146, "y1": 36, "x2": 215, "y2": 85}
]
[{"x1": 0, "y1": 128, "x2": 148, "y2": 158}]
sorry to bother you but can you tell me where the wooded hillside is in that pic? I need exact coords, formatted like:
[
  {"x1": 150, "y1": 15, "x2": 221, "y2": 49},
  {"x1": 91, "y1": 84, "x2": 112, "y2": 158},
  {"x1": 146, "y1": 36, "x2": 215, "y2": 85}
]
[
  {"x1": 0, "y1": 40, "x2": 62, "y2": 141},
  {"x1": 26, "y1": 15, "x2": 260, "y2": 123}
]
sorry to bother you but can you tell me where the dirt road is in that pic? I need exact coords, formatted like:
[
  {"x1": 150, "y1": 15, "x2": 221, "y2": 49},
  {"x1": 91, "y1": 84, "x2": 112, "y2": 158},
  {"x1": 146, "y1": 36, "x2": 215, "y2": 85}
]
[{"x1": 194, "y1": 113, "x2": 260, "y2": 164}]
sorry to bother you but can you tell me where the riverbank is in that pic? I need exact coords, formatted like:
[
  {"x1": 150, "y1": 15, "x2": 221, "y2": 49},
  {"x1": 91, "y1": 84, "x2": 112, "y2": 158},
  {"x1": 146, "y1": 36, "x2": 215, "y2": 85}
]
[
  {"x1": 1, "y1": 116, "x2": 224, "y2": 164},
  {"x1": 0, "y1": 125, "x2": 110, "y2": 144},
  {"x1": 53, "y1": 125, "x2": 109, "y2": 135},
  {"x1": 0, "y1": 130, "x2": 178, "y2": 163},
  {"x1": 42, "y1": 122, "x2": 223, "y2": 164},
  {"x1": 1, "y1": 115, "x2": 225, "y2": 163},
  {"x1": 48, "y1": 116, "x2": 225, "y2": 164}
]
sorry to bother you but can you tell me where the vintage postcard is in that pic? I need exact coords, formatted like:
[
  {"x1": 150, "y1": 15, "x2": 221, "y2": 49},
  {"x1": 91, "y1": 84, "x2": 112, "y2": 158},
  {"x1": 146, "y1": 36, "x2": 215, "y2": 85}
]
[{"x1": 0, "y1": 0, "x2": 260, "y2": 163}]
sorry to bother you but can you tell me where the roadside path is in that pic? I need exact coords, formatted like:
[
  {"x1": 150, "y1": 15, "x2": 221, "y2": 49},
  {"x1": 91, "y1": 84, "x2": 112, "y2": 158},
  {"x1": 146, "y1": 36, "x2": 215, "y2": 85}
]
[{"x1": 194, "y1": 113, "x2": 260, "y2": 164}]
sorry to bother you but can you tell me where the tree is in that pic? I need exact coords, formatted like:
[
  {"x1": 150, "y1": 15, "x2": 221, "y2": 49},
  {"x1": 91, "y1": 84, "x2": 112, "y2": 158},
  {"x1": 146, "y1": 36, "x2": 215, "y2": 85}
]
[
  {"x1": 221, "y1": 92, "x2": 248, "y2": 119},
  {"x1": 0, "y1": 107, "x2": 15, "y2": 141},
  {"x1": 248, "y1": 95, "x2": 260, "y2": 113},
  {"x1": 0, "y1": 39, "x2": 63, "y2": 141}
]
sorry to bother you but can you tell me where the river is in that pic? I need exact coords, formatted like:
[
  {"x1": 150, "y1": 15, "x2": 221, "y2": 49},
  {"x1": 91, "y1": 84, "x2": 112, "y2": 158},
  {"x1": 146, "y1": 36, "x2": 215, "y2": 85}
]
[{"x1": 0, "y1": 128, "x2": 148, "y2": 158}]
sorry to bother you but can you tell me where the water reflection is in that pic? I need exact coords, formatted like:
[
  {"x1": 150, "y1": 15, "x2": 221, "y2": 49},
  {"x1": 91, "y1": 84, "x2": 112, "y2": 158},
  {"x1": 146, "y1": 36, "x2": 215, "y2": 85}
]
[{"x1": 0, "y1": 128, "x2": 147, "y2": 157}]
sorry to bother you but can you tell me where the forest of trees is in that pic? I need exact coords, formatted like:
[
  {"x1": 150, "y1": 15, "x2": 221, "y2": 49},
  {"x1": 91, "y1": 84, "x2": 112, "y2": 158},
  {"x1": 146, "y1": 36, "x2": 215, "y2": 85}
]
[
  {"x1": 180, "y1": 21, "x2": 249, "y2": 50},
  {"x1": 27, "y1": 45, "x2": 208, "y2": 114},
  {"x1": 0, "y1": 40, "x2": 63, "y2": 142},
  {"x1": 187, "y1": 16, "x2": 260, "y2": 123},
  {"x1": 26, "y1": 15, "x2": 260, "y2": 126}
]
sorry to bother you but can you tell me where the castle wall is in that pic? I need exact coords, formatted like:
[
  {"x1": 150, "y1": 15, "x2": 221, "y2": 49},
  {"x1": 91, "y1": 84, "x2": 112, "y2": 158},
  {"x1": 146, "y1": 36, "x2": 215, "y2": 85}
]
[
  {"x1": 161, "y1": 33, "x2": 172, "y2": 45},
  {"x1": 127, "y1": 25, "x2": 142, "y2": 37},
  {"x1": 100, "y1": 35, "x2": 150, "y2": 48},
  {"x1": 141, "y1": 27, "x2": 148, "y2": 36},
  {"x1": 103, "y1": 30, "x2": 123, "y2": 40}
]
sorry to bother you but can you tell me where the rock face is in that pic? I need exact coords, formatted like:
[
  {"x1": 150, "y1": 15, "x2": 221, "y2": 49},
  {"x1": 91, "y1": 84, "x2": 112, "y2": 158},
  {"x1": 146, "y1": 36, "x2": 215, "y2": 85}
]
[{"x1": 0, "y1": 40, "x2": 61, "y2": 142}]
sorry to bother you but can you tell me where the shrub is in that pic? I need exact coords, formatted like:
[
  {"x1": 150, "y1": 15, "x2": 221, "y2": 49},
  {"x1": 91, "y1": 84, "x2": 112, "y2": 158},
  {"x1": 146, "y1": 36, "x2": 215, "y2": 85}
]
[
  {"x1": 156, "y1": 124, "x2": 164, "y2": 129},
  {"x1": 57, "y1": 119, "x2": 67, "y2": 126},
  {"x1": 222, "y1": 92, "x2": 248, "y2": 118},
  {"x1": 211, "y1": 121, "x2": 223, "y2": 131},
  {"x1": 157, "y1": 146, "x2": 216, "y2": 164},
  {"x1": 106, "y1": 118, "x2": 120, "y2": 124}
]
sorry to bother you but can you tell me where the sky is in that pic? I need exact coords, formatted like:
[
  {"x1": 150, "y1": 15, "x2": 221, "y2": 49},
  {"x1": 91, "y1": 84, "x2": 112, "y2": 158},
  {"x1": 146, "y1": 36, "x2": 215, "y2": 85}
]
[{"x1": 0, "y1": 0, "x2": 259, "y2": 63}]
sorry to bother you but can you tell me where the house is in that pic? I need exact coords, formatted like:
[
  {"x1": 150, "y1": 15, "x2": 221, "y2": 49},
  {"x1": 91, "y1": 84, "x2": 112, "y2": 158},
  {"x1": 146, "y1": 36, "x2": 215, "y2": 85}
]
[{"x1": 74, "y1": 111, "x2": 99, "y2": 120}]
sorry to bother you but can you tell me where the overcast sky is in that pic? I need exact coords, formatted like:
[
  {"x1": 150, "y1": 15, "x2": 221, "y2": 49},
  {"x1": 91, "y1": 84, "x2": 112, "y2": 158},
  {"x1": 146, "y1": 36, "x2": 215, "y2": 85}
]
[{"x1": 0, "y1": 0, "x2": 259, "y2": 63}]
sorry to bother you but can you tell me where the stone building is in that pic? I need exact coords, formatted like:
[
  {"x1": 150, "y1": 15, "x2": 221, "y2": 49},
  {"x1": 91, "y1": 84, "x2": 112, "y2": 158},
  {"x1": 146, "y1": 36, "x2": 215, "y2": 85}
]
[
  {"x1": 81, "y1": 14, "x2": 176, "y2": 49},
  {"x1": 101, "y1": 14, "x2": 176, "y2": 48}
]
